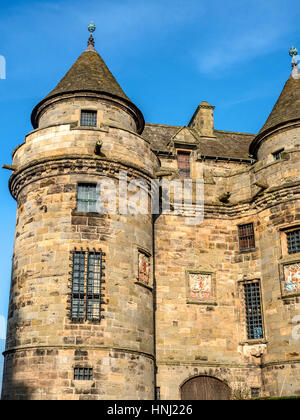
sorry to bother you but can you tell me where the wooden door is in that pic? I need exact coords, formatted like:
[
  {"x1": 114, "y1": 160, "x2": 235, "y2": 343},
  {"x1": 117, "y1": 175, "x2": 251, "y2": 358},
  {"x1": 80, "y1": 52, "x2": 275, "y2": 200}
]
[{"x1": 181, "y1": 376, "x2": 231, "y2": 400}]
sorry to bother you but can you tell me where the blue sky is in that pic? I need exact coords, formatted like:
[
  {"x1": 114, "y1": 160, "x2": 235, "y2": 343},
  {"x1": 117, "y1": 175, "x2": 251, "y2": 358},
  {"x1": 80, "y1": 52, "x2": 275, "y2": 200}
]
[{"x1": 0, "y1": 0, "x2": 299, "y2": 377}]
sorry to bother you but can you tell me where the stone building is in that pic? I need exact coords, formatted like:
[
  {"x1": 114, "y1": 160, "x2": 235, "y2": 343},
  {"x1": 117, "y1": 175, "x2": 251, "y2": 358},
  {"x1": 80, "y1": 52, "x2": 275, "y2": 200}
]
[{"x1": 1, "y1": 27, "x2": 300, "y2": 400}]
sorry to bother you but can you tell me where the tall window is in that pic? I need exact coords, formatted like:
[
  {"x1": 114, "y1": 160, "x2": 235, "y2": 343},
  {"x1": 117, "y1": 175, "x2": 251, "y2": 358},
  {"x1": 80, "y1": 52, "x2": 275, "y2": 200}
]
[
  {"x1": 238, "y1": 223, "x2": 255, "y2": 250},
  {"x1": 77, "y1": 184, "x2": 97, "y2": 213},
  {"x1": 244, "y1": 281, "x2": 264, "y2": 340},
  {"x1": 70, "y1": 248, "x2": 104, "y2": 322},
  {"x1": 286, "y1": 229, "x2": 300, "y2": 254},
  {"x1": 177, "y1": 151, "x2": 191, "y2": 178},
  {"x1": 81, "y1": 110, "x2": 97, "y2": 127}
]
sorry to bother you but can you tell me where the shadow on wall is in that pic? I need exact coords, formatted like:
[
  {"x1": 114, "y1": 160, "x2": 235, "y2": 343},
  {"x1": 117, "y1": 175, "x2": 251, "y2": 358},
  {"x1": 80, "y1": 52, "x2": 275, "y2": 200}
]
[{"x1": 1, "y1": 299, "x2": 33, "y2": 400}]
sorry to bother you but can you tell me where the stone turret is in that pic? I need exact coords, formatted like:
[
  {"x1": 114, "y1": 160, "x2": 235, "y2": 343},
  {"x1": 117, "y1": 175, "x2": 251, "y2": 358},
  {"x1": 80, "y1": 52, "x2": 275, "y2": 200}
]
[
  {"x1": 250, "y1": 47, "x2": 300, "y2": 161},
  {"x1": 2, "y1": 24, "x2": 158, "y2": 400}
]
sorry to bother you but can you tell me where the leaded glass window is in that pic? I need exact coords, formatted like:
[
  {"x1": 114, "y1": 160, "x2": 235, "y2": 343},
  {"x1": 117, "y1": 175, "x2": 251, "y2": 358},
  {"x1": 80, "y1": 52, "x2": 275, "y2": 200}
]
[
  {"x1": 77, "y1": 183, "x2": 97, "y2": 213},
  {"x1": 80, "y1": 110, "x2": 97, "y2": 127},
  {"x1": 238, "y1": 223, "x2": 255, "y2": 251}
]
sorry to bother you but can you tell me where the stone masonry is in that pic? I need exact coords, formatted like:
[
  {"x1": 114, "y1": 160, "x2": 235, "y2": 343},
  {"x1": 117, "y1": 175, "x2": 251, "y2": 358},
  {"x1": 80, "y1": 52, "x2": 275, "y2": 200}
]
[{"x1": 1, "y1": 32, "x2": 300, "y2": 399}]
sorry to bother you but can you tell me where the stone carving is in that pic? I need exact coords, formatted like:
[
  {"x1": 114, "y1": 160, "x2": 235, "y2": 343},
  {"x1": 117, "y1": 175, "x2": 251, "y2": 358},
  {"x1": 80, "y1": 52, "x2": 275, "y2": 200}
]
[
  {"x1": 189, "y1": 273, "x2": 212, "y2": 301},
  {"x1": 284, "y1": 263, "x2": 300, "y2": 293},
  {"x1": 138, "y1": 252, "x2": 150, "y2": 285}
]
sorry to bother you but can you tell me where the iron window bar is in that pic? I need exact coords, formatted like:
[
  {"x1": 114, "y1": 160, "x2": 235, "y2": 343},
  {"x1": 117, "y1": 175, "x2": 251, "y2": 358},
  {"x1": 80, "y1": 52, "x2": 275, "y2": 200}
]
[
  {"x1": 244, "y1": 281, "x2": 264, "y2": 340},
  {"x1": 74, "y1": 367, "x2": 93, "y2": 381},
  {"x1": 286, "y1": 229, "x2": 300, "y2": 254},
  {"x1": 70, "y1": 248, "x2": 105, "y2": 322}
]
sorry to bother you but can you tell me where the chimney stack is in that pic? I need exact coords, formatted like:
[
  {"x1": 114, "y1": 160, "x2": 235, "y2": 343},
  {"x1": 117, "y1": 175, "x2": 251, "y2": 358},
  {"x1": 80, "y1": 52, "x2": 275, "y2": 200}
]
[{"x1": 189, "y1": 101, "x2": 215, "y2": 137}]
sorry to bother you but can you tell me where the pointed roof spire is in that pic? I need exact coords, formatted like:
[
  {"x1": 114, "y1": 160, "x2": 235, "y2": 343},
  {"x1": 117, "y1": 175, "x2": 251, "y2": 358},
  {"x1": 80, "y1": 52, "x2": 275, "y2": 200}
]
[
  {"x1": 250, "y1": 46, "x2": 300, "y2": 156},
  {"x1": 31, "y1": 23, "x2": 144, "y2": 133}
]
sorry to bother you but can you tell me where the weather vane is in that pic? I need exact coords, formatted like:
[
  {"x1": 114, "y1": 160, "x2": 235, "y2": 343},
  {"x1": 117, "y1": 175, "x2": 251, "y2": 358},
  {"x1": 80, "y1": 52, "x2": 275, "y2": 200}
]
[
  {"x1": 290, "y1": 45, "x2": 300, "y2": 79},
  {"x1": 289, "y1": 46, "x2": 298, "y2": 57},
  {"x1": 87, "y1": 21, "x2": 96, "y2": 50}
]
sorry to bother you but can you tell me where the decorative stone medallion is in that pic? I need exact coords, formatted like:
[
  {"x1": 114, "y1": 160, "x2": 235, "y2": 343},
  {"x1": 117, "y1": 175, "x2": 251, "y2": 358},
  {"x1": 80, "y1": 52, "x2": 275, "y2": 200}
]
[
  {"x1": 188, "y1": 272, "x2": 213, "y2": 301},
  {"x1": 138, "y1": 251, "x2": 150, "y2": 286},
  {"x1": 283, "y1": 263, "x2": 300, "y2": 294}
]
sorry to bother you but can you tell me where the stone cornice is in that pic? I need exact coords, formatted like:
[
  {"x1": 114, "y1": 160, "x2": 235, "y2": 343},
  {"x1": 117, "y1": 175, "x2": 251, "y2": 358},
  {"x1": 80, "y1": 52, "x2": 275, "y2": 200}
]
[
  {"x1": 3, "y1": 345, "x2": 155, "y2": 361},
  {"x1": 9, "y1": 155, "x2": 154, "y2": 200},
  {"x1": 8, "y1": 155, "x2": 300, "y2": 219}
]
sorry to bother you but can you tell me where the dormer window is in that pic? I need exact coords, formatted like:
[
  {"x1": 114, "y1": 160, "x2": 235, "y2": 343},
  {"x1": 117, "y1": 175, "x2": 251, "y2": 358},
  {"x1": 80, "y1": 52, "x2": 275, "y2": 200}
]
[
  {"x1": 272, "y1": 149, "x2": 284, "y2": 161},
  {"x1": 177, "y1": 151, "x2": 191, "y2": 178},
  {"x1": 81, "y1": 110, "x2": 97, "y2": 127}
]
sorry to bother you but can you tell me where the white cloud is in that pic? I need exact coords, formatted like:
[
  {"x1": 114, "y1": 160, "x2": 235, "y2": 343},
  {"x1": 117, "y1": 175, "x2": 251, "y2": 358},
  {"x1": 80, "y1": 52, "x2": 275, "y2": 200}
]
[
  {"x1": 195, "y1": 0, "x2": 299, "y2": 76},
  {"x1": 198, "y1": 26, "x2": 285, "y2": 74}
]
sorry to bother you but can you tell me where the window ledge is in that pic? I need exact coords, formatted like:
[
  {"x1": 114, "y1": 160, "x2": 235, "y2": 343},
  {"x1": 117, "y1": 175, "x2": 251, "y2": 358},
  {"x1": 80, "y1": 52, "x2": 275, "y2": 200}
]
[
  {"x1": 135, "y1": 281, "x2": 153, "y2": 292},
  {"x1": 186, "y1": 299, "x2": 217, "y2": 306},
  {"x1": 238, "y1": 247, "x2": 258, "y2": 254},
  {"x1": 279, "y1": 254, "x2": 300, "y2": 265},
  {"x1": 239, "y1": 339, "x2": 268, "y2": 346},
  {"x1": 72, "y1": 210, "x2": 101, "y2": 217}
]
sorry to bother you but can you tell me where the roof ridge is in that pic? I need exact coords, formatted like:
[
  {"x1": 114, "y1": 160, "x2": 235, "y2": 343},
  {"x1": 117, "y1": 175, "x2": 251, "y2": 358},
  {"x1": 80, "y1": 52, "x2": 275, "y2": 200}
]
[{"x1": 214, "y1": 129, "x2": 256, "y2": 136}]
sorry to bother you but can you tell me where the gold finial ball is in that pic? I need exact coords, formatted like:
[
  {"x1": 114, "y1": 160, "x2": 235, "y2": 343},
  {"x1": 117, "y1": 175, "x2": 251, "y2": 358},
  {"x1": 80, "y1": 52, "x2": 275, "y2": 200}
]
[{"x1": 88, "y1": 21, "x2": 96, "y2": 34}]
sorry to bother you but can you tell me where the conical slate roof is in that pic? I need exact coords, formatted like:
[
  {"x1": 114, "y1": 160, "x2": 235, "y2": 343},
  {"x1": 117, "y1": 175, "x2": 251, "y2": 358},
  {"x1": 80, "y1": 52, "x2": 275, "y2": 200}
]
[
  {"x1": 258, "y1": 75, "x2": 300, "y2": 136},
  {"x1": 31, "y1": 43, "x2": 144, "y2": 132},
  {"x1": 249, "y1": 72, "x2": 300, "y2": 156},
  {"x1": 44, "y1": 49, "x2": 130, "y2": 102}
]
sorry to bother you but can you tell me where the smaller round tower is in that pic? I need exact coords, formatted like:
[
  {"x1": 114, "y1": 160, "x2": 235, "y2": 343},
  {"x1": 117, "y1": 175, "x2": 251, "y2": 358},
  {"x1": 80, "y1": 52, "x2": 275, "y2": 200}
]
[{"x1": 249, "y1": 47, "x2": 300, "y2": 397}]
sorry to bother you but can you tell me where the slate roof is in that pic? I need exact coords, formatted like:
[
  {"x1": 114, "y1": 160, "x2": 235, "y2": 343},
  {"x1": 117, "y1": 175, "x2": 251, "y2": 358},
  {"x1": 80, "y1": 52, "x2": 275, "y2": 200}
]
[
  {"x1": 31, "y1": 47, "x2": 145, "y2": 132},
  {"x1": 258, "y1": 75, "x2": 300, "y2": 136},
  {"x1": 44, "y1": 50, "x2": 130, "y2": 102},
  {"x1": 142, "y1": 124, "x2": 255, "y2": 159}
]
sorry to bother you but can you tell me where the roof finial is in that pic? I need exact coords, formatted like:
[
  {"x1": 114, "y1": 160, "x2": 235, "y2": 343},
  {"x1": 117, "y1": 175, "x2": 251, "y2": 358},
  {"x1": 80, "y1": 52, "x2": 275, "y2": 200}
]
[
  {"x1": 290, "y1": 46, "x2": 300, "y2": 79},
  {"x1": 86, "y1": 21, "x2": 96, "y2": 52}
]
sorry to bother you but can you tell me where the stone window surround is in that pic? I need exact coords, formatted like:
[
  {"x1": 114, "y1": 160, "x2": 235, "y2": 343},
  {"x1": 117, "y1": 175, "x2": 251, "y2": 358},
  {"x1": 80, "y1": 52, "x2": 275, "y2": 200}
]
[
  {"x1": 278, "y1": 257, "x2": 300, "y2": 299},
  {"x1": 278, "y1": 223, "x2": 300, "y2": 255},
  {"x1": 272, "y1": 148, "x2": 284, "y2": 161},
  {"x1": 77, "y1": 107, "x2": 101, "y2": 129},
  {"x1": 80, "y1": 109, "x2": 98, "y2": 127},
  {"x1": 135, "y1": 246, "x2": 153, "y2": 291},
  {"x1": 278, "y1": 223, "x2": 300, "y2": 299},
  {"x1": 77, "y1": 182, "x2": 98, "y2": 213},
  {"x1": 185, "y1": 269, "x2": 217, "y2": 306},
  {"x1": 237, "y1": 222, "x2": 256, "y2": 252},
  {"x1": 176, "y1": 149, "x2": 192, "y2": 179},
  {"x1": 72, "y1": 364, "x2": 95, "y2": 388},
  {"x1": 237, "y1": 278, "x2": 267, "y2": 346}
]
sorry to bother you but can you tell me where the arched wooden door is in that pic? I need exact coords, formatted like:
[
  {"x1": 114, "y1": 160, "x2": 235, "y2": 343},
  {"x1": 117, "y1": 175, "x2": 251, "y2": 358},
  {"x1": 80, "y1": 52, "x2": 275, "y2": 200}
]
[{"x1": 181, "y1": 376, "x2": 231, "y2": 400}]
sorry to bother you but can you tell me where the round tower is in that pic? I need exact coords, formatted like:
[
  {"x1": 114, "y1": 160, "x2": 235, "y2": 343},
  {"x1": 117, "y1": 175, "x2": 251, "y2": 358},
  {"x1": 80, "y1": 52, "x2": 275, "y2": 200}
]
[
  {"x1": 2, "y1": 25, "x2": 159, "y2": 400},
  {"x1": 249, "y1": 49, "x2": 300, "y2": 396}
]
